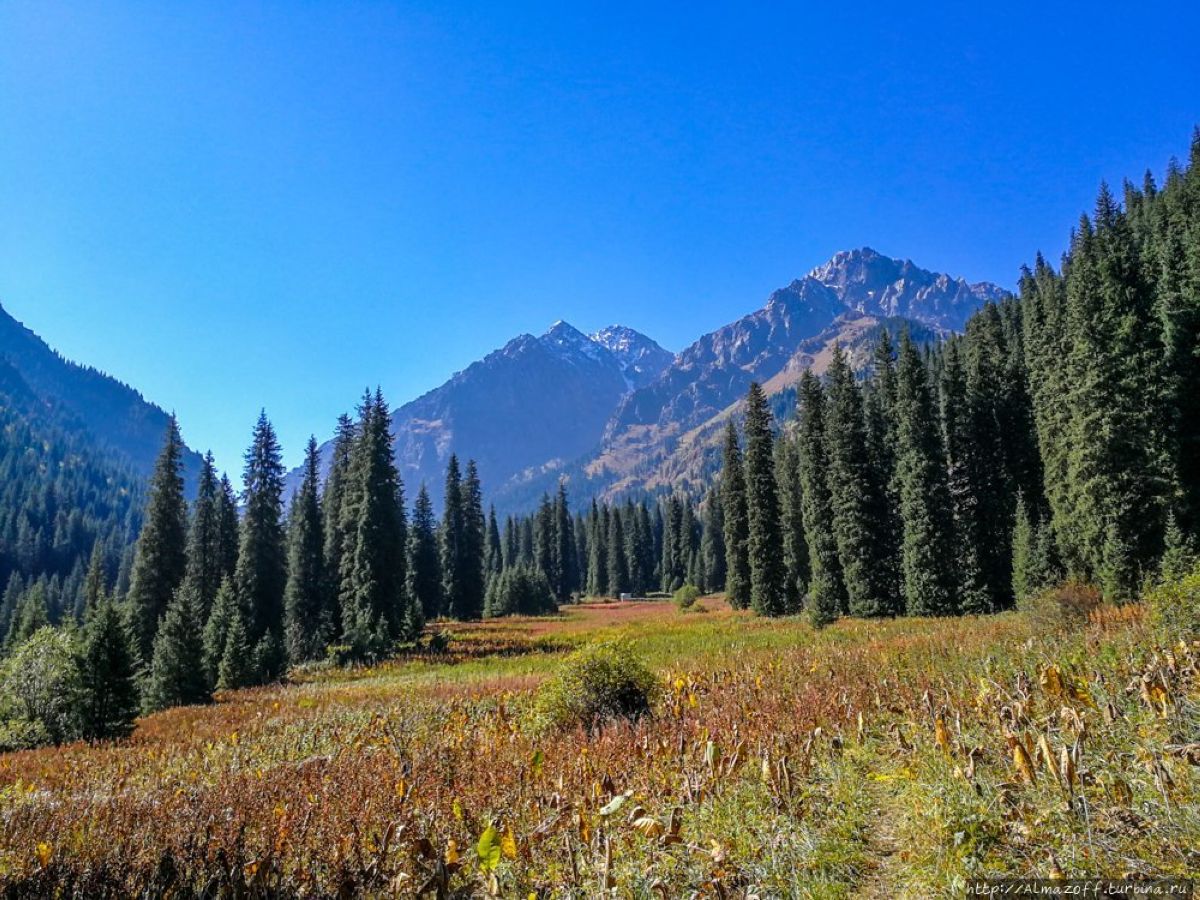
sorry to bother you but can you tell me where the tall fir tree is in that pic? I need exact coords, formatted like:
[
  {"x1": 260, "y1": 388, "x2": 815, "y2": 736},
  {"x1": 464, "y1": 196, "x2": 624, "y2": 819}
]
[
  {"x1": 234, "y1": 411, "x2": 288, "y2": 676},
  {"x1": 126, "y1": 416, "x2": 189, "y2": 662},
  {"x1": 553, "y1": 481, "x2": 576, "y2": 601},
  {"x1": 407, "y1": 484, "x2": 443, "y2": 620},
  {"x1": 78, "y1": 597, "x2": 139, "y2": 740},
  {"x1": 824, "y1": 345, "x2": 898, "y2": 616},
  {"x1": 342, "y1": 392, "x2": 414, "y2": 652},
  {"x1": 321, "y1": 414, "x2": 357, "y2": 639},
  {"x1": 895, "y1": 334, "x2": 959, "y2": 616},
  {"x1": 284, "y1": 437, "x2": 328, "y2": 663},
  {"x1": 743, "y1": 383, "x2": 790, "y2": 616},
  {"x1": 775, "y1": 438, "x2": 808, "y2": 608},
  {"x1": 939, "y1": 339, "x2": 992, "y2": 614},
  {"x1": 796, "y1": 371, "x2": 846, "y2": 625},
  {"x1": 700, "y1": 486, "x2": 727, "y2": 593},
  {"x1": 183, "y1": 452, "x2": 227, "y2": 622},
  {"x1": 142, "y1": 584, "x2": 208, "y2": 713},
  {"x1": 720, "y1": 421, "x2": 752, "y2": 609},
  {"x1": 606, "y1": 508, "x2": 630, "y2": 596}
]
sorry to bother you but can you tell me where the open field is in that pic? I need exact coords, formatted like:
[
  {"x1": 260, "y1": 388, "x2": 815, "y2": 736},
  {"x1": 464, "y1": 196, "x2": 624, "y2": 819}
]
[{"x1": 1, "y1": 598, "x2": 1196, "y2": 897}]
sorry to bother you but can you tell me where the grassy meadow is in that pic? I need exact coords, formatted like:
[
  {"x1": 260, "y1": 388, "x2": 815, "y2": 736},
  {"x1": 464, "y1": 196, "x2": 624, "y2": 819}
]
[{"x1": 0, "y1": 597, "x2": 1196, "y2": 897}]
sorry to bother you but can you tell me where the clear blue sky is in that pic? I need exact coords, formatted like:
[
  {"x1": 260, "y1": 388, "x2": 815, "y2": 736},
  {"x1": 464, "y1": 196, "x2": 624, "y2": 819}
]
[{"x1": 1, "y1": 2, "x2": 1197, "y2": 476}]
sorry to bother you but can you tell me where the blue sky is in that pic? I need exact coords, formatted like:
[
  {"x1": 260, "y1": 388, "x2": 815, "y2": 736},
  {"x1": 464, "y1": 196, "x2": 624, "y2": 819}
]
[{"x1": 1, "y1": 2, "x2": 1197, "y2": 476}]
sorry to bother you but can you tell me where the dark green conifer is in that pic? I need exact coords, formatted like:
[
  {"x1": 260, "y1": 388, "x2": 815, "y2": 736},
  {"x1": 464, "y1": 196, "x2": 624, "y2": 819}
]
[
  {"x1": 407, "y1": 484, "x2": 443, "y2": 620},
  {"x1": 234, "y1": 411, "x2": 287, "y2": 668},
  {"x1": 78, "y1": 597, "x2": 140, "y2": 740},
  {"x1": 284, "y1": 437, "x2": 328, "y2": 663},
  {"x1": 127, "y1": 417, "x2": 189, "y2": 661},
  {"x1": 142, "y1": 585, "x2": 208, "y2": 713},
  {"x1": 895, "y1": 334, "x2": 959, "y2": 616},
  {"x1": 720, "y1": 421, "x2": 751, "y2": 609},
  {"x1": 743, "y1": 383, "x2": 790, "y2": 616}
]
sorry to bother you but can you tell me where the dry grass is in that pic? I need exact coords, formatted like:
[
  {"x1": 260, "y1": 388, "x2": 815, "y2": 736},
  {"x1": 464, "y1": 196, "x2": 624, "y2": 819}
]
[{"x1": 0, "y1": 599, "x2": 1195, "y2": 897}]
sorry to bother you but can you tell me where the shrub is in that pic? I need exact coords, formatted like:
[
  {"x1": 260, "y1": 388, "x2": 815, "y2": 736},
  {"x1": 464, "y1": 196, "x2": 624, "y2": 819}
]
[
  {"x1": 534, "y1": 641, "x2": 659, "y2": 732},
  {"x1": 0, "y1": 625, "x2": 83, "y2": 748},
  {"x1": 673, "y1": 584, "x2": 701, "y2": 611},
  {"x1": 484, "y1": 566, "x2": 557, "y2": 618},
  {"x1": 1145, "y1": 566, "x2": 1200, "y2": 642},
  {"x1": 1019, "y1": 580, "x2": 1102, "y2": 636}
]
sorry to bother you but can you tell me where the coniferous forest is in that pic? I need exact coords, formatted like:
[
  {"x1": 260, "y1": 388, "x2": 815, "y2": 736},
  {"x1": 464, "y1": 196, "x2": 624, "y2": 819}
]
[{"x1": 1, "y1": 137, "x2": 1199, "y2": 748}]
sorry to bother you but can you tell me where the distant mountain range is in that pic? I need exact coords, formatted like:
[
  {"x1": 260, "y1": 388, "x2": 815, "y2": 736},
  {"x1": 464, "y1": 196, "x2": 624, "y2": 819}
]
[
  {"x1": 0, "y1": 304, "x2": 204, "y2": 491},
  {"x1": 1, "y1": 248, "x2": 1006, "y2": 517},
  {"x1": 296, "y1": 247, "x2": 1005, "y2": 512}
]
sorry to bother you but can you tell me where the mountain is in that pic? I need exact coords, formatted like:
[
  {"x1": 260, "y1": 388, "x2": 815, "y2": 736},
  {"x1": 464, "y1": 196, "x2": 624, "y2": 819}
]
[
  {"x1": 301, "y1": 321, "x2": 674, "y2": 507},
  {"x1": 0, "y1": 303, "x2": 204, "y2": 487},
  {"x1": 491, "y1": 248, "x2": 1005, "y2": 509}
]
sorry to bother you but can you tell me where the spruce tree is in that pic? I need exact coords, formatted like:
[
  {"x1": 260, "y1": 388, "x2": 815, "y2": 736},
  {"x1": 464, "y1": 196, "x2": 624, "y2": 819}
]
[
  {"x1": 83, "y1": 542, "x2": 108, "y2": 618},
  {"x1": 321, "y1": 413, "x2": 357, "y2": 639},
  {"x1": 202, "y1": 577, "x2": 237, "y2": 689},
  {"x1": 284, "y1": 437, "x2": 328, "y2": 663},
  {"x1": 606, "y1": 508, "x2": 630, "y2": 596},
  {"x1": 234, "y1": 411, "x2": 287, "y2": 670},
  {"x1": 407, "y1": 484, "x2": 443, "y2": 620},
  {"x1": 939, "y1": 340, "x2": 991, "y2": 614},
  {"x1": 743, "y1": 383, "x2": 790, "y2": 616},
  {"x1": 700, "y1": 487, "x2": 727, "y2": 593},
  {"x1": 895, "y1": 334, "x2": 959, "y2": 616},
  {"x1": 587, "y1": 501, "x2": 608, "y2": 597},
  {"x1": 127, "y1": 417, "x2": 189, "y2": 662},
  {"x1": 342, "y1": 392, "x2": 413, "y2": 652},
  {"x1": 459, "y1": 461, "x2": 486, "y2": 619},
  {"x1": 825, "y1": 345, "x2": 898, "y2": 616},
  {"x1": 78, "y1": 597, "x2": 140, "y2": 740},
  {"x1": 720, "y1": 421, "x2": 752, "y2": 609},
  {"x1": 142, "y1": 585, "x2": 208, "y2": 713},
  {"x1": 183, "y1": 452, "x2": 226, "y2": 621},
  {"x1": 485, "y1": 507, "x2": 503, "y2": 576},
  {"x1": 775, "y1": 438, "x2": 808, "y2": 608},
  {"x1": 216, "y1": 608, "x2": 254, "y2": 691},
  {"x1": 796, "y1": 371, "x2": 846, "y2": 626},
  {"x1": 554, "y1": 481, "x2": 576, "y2": 601}
]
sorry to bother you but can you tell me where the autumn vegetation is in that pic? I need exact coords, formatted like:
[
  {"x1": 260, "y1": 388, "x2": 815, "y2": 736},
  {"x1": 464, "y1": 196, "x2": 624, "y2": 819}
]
[{"x1": 0, "y1": 583, "x2": 1195, "y2": 897}]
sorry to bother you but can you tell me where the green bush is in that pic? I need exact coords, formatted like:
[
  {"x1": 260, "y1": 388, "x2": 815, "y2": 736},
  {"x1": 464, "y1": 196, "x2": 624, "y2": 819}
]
[
  {"x1": 1019, "y1": 580, "x2": 1101, "y2": 636},
  {"x1": 484, "y1": 566, "x2": 557, "y2": 618},
  {"x1": 673, "y1": 584, "x2": 701, "y2": 611},
  {"x1": 534, "y1": 641, "x2": 660, "y2": 732},
  {"x1": 1145, "y1": 566, "x2": 1200, "y2": 642},
  {"x1": 0, "y1": 626, "x2": 83, "y2": 749}
]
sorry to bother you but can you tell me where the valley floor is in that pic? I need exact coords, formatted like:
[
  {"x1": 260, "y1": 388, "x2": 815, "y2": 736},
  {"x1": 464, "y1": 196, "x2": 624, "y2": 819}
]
[{"x1": 0, "y1": 598, "x2": 1195, "y2": 897}]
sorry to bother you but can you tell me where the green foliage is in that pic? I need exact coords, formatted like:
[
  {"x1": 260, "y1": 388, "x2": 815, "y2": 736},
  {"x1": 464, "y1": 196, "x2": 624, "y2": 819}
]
[
  {"x1": 406, "y1": 483, "x2": 443, "y2": 620},
  {"x1": 142, "y1": 586, "x2": 208, "y2": 713},
  {"x1": 796, "y1": 371, "x2": 846, "y2": 627},
  {"x1": 235, "y1": 411, "x2": 287, "y2": 657},
  {"x1": 1146, "y1": 565, "x2": 1200, "y2": 642},
  {"x1": 217, "y1": 609, "x2": 255, "y2": 691},
  {"x1": 285, "y1": 437, "x2": 329, "y2": 664},
  {"x1": 483, "y1": 566, "x2": 557, "y2": 617},
  {"x1": 127, "y1": 418, "x2": 189, "y2": 662},
  {"x1": 895, "y1": 334, "x2": 959, "y2": 616},
  {"x1": 441, "y1": 455, "x2": 485, "y2": 620},
  {"x1": 720, "y1": 421, "x2": 752, "y2": 609},
  {"x1": 743, "y1": 383, "x2": 790, "y2": 616},
  {"x1": 1158, "y1": 512, "x2": 1196, "y2": 583},
  {"x1": 0, "y1": 625, "x2": 82, "y2": 749},
  {"x1": 201, "y1": 577, "x2": 237, "y2": 690},
  {"x1": 534, "y1": 641, "x2": 659, "y2": 732},
  {"x1": 340, "y1": 391, "x2": 413, "y2": 656},
  {"x1": 673, "y1": 584, "x2": 701, "y2": 611},
  {"x1": 78, "y1": 599, "x2": 139, "y2": 741},
  {"x1": 825, "y1": 345, "x2": 897, "y2": 617}
]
